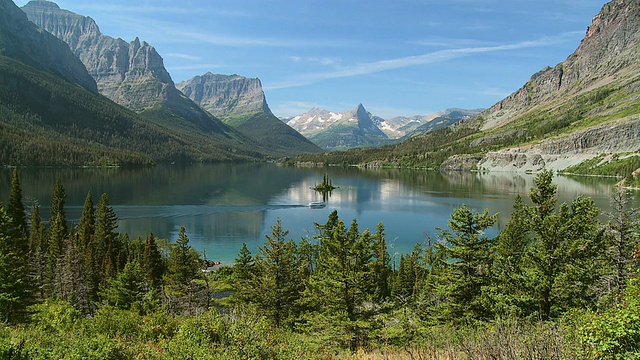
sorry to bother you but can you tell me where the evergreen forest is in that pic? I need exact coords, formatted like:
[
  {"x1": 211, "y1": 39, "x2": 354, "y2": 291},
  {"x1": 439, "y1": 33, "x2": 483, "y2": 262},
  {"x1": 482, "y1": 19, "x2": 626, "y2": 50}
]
[{"x1": 1, "y1": 167, "x2": 640, "y2": 359}]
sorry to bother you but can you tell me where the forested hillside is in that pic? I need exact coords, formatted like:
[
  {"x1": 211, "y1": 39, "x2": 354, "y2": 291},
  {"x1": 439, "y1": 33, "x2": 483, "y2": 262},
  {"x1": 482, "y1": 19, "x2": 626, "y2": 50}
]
[
  {"x1": 0, "y1": 56, "x2": 262, "y2": 165},
  {"x1": 1, "y1": 168, "x2": 639, "y2": 358}
]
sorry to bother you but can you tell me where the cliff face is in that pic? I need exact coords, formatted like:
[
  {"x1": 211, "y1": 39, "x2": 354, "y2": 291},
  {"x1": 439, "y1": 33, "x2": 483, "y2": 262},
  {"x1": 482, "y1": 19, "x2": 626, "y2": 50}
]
[
  {"x1": 0, "y1": 0, "x2": 96, "y2": 91},
  {"x1": 177, "y1": 73, "x2": 273, "y2": 119},
  {"x1": 21, "y1": 0, "x2": 227, "y2": 134},
  {"x1": 437, "y1": 0, "x2": 640, "y2": 172},
  {"x1": 22, "y1": 0, "x2": 178, "y2": 111},
  {"x1": 481, "y1": 0, "x2": 640, "y2": 131}
]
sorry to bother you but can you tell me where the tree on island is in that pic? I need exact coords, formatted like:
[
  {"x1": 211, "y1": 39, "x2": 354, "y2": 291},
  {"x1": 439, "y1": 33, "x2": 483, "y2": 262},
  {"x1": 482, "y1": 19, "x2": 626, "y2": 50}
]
[{"x1": 313, "y1": 173, "x2": 337, "y2": 193}]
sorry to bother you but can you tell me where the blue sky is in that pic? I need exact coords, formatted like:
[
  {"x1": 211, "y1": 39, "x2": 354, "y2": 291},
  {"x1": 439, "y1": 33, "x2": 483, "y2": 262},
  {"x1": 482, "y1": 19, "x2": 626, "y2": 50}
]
[{"x1": 16, "y1": 0, "x2": 607, "y2": 118}]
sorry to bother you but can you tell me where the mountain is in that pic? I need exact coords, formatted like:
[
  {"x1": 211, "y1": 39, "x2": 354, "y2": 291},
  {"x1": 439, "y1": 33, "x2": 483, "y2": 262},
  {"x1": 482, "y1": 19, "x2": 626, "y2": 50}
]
[
  {"x1": 178, "y1": 73, "x2": 321, "y2": 155},
  {"x1": 177, "y1": 73, "x2": 271, "y2": 119},
  {"x1": 21, "y1": 0, "x2": 237, "y2": 135},
  {"x1": 402, "y1": 108, "x2": 484, "y2": 139},
  {"x1": 292, "y1": 0, "x2": 640, "y2": 174},
  {"x1": 286, "y1": 104, "x2": 390, "y2": 150},
  {"x1": 0, "y1": 0, "x2": 263, "y2": 166},
  {"x1": 0, "y1": 0, "x2": 96, "y2": 91},
  {"x1": 377, "y1": 114, "x2": 441, "y2": 139}
]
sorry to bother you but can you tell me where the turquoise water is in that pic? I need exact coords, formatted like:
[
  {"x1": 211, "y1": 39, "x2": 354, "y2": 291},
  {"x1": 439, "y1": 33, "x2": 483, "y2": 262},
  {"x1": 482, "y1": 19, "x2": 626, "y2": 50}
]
[{"x1": 0, "y1": 164, "x2": 626, "y2": 264}]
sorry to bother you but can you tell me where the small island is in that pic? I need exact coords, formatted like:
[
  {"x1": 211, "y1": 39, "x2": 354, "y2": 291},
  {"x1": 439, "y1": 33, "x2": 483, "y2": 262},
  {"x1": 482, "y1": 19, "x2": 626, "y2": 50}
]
[{"x1": 313, "y1": 173, "x2": 337, "y2": 192}]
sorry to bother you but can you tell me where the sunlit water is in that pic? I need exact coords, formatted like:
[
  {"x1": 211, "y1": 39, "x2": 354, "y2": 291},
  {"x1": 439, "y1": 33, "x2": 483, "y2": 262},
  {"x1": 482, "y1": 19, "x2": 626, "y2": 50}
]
[{"x1": 0, "y1": 164, "x2": 632, "y2": 265}]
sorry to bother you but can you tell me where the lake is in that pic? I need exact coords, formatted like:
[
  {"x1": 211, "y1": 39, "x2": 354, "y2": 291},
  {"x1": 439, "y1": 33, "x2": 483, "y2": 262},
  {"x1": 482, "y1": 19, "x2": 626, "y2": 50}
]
[{"x1": 0, "y1": 164, "x2": 632, "y2": 265}]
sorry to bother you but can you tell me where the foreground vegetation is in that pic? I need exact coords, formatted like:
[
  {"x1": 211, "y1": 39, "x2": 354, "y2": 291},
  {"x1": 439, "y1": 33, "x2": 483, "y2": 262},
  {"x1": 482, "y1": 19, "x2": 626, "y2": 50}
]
[{"x1": 1, "y1": 167, "x2": 639, "y2": 359}]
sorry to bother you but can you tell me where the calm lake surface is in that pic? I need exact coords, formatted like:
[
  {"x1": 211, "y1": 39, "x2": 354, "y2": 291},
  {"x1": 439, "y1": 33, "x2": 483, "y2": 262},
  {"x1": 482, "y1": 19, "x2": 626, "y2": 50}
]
[{"x1": 0, "y1": 164, "x2": 633, "y2": 264}]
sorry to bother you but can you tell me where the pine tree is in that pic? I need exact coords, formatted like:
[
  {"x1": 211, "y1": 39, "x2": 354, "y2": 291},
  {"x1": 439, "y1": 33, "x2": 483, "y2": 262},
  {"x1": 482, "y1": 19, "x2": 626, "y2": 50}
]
[
  {"x1": 523, "y1": 170, "x2": 604, "y2": 319},
  {"x1": 142, "y1": 231, "x2": 164, "y2": 291},
  {"x1": 8, "y1": 167, "x2": 27, "y2": 241},
  {"x1": 0, "y1": 203, "x2": 31, "y2": 323},
  {"x1": 604, "y1": 188, "x2": 640, "y2": 303},
  {"x1": 251, "y1": 218, "x2": 304, "y2": 327},
  {"x1": 305, "y1": 213, "x2": 375, "y2": 350},
  {"x1": 234, "y1": 242, "x2": 254, "y2": 281},
  {"x1": 490, "y1": 195, "x2": 534, "y2": 317},
  {"x1": 93, "y1": 193, "x2": 119, "y2": 286},
  {"x1": 56, "y1": 228, "x2": 92, "y2": 314},
  {"x1": 166, "y1": 227, "x2": 204, "y2": 315},
  {"x1": 432, "y1": 205, "x2": 498, "y2": 323},
  {"x1": 370, "y1": 223, "x2": 392, "y2": 301},
  {"x1": 77, "y1": 191, "x2": 95, "y2": 250},
  {"x1": 101, "y1": 261, "x2": 145, "y2": 311},
  {"x1": 44, "y1": 179, "x2": 67, "y2": 290},
  {"x1": 28, "y1": 204, "x2": 46, "y2": 299}
]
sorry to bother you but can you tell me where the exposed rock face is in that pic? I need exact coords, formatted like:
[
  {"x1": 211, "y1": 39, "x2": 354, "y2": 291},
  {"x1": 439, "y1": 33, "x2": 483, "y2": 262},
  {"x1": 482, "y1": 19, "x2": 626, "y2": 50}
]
[
  {"x1": 287, "y1": 104, "x2": 389, "y2": 149},
  {"x1": 177, "y1": 73, "x2": 272, "y2": 118},
  {"x1": 0, "y1": 0, "x2": 96, "y2": 91},
  {"x1": 22, "y1": 0, "x2": 222, "y2": 132},
  {"x1": 438, "y1": 0, "x2": 640, "y2": 172},
  {"x1": 481, "y1": 0, "x2": 640, "y2": 131}
]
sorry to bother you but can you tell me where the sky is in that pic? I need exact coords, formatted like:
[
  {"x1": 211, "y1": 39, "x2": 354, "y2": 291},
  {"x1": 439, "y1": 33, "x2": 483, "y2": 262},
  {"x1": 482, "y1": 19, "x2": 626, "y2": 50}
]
[{"x1": 15, "y1": 0, "x2": 608, "y2": 119}]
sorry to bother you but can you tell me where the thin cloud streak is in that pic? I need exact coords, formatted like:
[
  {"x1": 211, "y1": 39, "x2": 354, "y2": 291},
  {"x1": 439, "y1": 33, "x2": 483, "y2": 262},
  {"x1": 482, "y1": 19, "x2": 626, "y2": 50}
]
[{"x1": 265, "y1": 32, "x2": 582, "y2": 90}]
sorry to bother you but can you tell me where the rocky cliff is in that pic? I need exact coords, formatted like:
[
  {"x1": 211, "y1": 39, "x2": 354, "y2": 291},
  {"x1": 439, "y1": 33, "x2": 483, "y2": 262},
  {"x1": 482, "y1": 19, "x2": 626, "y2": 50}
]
[
  {"x1": 0, "y1": 0, "x2": 96, "y2": 91},
  {"x1": 177, "y1": 73, "x2": 272, "y2": 119},
  {"x1": 481, "y1": 0, "x2": 639, "y2": 131},
  {"x1": 444, "y1": 0, "x2": 640, "y2": 172},
  {"x1": 21, "y1": 0, "x2": 222, "y2": 132}
]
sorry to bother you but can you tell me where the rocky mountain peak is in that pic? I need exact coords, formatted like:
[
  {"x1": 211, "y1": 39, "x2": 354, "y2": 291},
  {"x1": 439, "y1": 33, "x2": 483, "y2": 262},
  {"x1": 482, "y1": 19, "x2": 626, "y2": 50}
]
[
  {"x1": 23, "y1": 1, "x2": 177, "y2": 110},
  {"x1": 480, "y1": 0, "x2": 640, "y2": 131},
  {"x1": 177, "y1": 73, "x2": 273, "y2": 119},
  {"x1": 0, "y1": 0, "x2": 97, "y2": 91}
]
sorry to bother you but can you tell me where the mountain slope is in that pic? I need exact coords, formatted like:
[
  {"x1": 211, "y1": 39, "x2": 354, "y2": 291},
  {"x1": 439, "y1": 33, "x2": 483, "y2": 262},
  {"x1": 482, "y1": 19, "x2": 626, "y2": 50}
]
[
  {"x1": 0, "y1": 0, "x2": 96, "y2": 91},
  {"x1": 293, "y1": 0, "x2": 640, "y2": 174},
  {"x1": 21, "y1": 0, "x2": 238, "y2": 136},
  {"x1": 0, "y1": 0, "x2": 262, "y2": 165},
  {"x1": 178, "y1": 73, "x2": 321, "y2": 155},
  {"x1": 287, "y1": 104, "x2": 390, "y2": 150}
]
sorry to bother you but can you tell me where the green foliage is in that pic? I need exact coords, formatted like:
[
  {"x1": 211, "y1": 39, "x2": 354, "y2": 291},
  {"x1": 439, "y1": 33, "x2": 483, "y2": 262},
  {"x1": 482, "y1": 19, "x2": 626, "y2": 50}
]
[
  {"x1": 430, "y1": 205, "x2": 498, "y2": 323},
  {"x1": 577, "y1": 278, "x2": 640, "y2": 359}
]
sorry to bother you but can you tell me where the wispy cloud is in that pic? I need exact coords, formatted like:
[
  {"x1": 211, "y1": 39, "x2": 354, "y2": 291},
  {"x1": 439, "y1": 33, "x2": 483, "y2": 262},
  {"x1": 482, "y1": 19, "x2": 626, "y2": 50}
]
[
  {"x1": 175, "y1": 31, "x2": 349, "y2": 48},
  {"x1": 264, "y1": 32, "x2": 581, "y2": 90},
  {"x1": 288, "y1": 56, "x2": 342, "y2": 67},
  {"x1": 165, "y1": 53, "x2": 203, "y2": 61}
]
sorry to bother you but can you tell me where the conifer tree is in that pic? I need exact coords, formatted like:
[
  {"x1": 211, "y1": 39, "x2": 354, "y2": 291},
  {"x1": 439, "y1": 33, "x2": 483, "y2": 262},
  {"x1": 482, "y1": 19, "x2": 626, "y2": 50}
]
[
  {"x1": 432, "y1": 205, "x2": 498, "y2": 323},
  {"x1": 28, "y1": 204, "x2": 46, "y2": 299},
  {"x1": 370, "y1": 223, "x2": 392, "y2": 301},
  {"x1": 490, "y1": 195, "x2": 534, "y2": 317},
  {"x1": 77, "y1": 191, "x2": 95, "y2": 250},
  {"x1": 234, "y1": 242, "x2": 254, "y2": 281},
  {"x1": 8, "y1": 167, "x2": 27, "y2": 241},
  {"x1": 251, "y1": 218, "x2": 304, "y2": 327},
  {"x1": 101, "y1": 261, "x2": 145, "y2": 311},
  {"x1": 44, "y1": 179, "x2": 67, "y2": 290},
  {"x1": 604, "y1": 188, "x2": 640, "y2": 303},
  {"x1": 93, "y1": 193, "x2": 119, "y2": 286},
  {"x1": 0, "y1": 203, "x2": 31, "y2": 323},
  {"x1": 142, "y1": 231, "x2": 164, "y2": 291},
  {"x1": 305, "y1": 213, "x2": 375, "y2": 350},
  {"x1": 522, "y1": 170, "x2": 604, "y2": 319},
  {"x1": 166, "y1": 227, "x2": 204, "y2": 315}
]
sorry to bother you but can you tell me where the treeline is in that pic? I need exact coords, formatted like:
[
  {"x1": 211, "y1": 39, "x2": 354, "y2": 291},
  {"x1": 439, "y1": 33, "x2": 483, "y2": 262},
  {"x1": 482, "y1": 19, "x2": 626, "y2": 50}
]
[
  {"x1": 232, "y1": 170, "x2": 640, "y2": 354},
  {"x1": 1, "y1": 168, "x2": 640, "y2": 358},
  {"x1": 0, "y1": 56, "x2": 262, "y2": 166}
]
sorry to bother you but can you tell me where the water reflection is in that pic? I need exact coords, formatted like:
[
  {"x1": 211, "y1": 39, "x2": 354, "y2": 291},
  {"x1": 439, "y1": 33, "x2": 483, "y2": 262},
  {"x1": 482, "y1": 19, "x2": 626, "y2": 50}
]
[{"x1": 0, "y1": 165, "x2": 633, "y2": 264}]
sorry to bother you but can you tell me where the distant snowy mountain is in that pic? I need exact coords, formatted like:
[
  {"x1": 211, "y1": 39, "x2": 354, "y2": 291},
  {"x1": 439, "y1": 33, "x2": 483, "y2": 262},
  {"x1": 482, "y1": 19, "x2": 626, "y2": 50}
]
[
  {"x1": 285, "y1": 105, "x2": 482, "y2": 150},
  {"x1": 286, "y1": 104, "x2": 389, "y2": 150}
]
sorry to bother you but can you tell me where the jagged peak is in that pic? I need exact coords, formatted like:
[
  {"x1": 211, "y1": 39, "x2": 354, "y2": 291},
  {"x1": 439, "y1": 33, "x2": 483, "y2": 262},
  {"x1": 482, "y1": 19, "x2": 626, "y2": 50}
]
[{"x1": 24, "y1": 0, "x2": 60, "y2": 10}]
